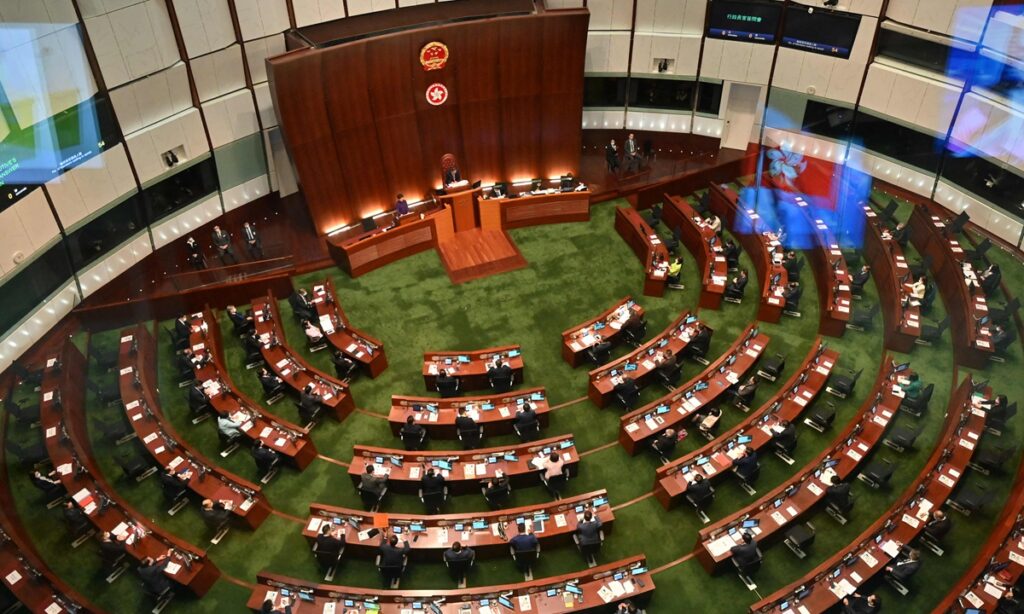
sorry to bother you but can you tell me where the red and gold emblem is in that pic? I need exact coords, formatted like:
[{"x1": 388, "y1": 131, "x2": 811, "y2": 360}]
[
  {"x1": 420, "y1": 41, "x2": 449, "y2": 71},
  {"x1": 426, "y1": 83, "x2": 448, "y2": 106}
]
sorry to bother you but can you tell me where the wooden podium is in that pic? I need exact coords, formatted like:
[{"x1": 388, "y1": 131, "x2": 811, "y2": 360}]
[{"x1": 440, "y1": 184, "x2": 482, "y2": 233}]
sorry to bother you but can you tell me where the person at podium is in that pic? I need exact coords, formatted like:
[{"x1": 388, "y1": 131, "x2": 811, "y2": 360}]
[{"x1": 444, "y1": 165, "x2": 463, "y2": 187}]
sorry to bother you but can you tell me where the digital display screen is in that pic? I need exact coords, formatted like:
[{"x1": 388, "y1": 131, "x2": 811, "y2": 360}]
[
  {"x1": 782, "y1": 7, "x2": 861, "y2": 59},
  {"x1": 707, "y1": 0, "x2": 782, "y2": 44}
]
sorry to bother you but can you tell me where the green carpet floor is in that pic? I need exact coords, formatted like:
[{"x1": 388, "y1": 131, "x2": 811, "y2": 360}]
[{"x1": 2, "y1": 193, "x2": 1022, "y2": 613}]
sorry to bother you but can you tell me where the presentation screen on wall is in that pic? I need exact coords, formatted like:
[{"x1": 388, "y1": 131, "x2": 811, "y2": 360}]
[
  {"x1": 781, "y1": 8, "x2": 861, "y2": 59},
  {"x1": 706, "y1": 0, "x2": 782, "y2": 44}
]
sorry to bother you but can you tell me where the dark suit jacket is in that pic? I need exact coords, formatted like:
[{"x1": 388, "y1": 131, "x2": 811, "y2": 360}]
[
  {"x1": 138, "y1": 559, "x2": 172, "y2": 594},
  {"x1": 773, "y1": 424, "x2": 797, "y2": 449},
  {"x1": 889, "y1": 558, "x2": 920, "y2": 581},
  {"x1": 843, "y1": 595, "x2": 879, "y2": 614},
  {"x1": 316, "y1": 533, "x2": 345, "y2": 555},
  {"x1": 687, "y1": 479, "x2": 712, "y2": 502},
  {"x1": 443, "y1": 547, "x2": 474, "y2": 563},
  {"x1": 514, "y1": 409, "x2": 538, "y2": 428},
  {"x1": 175, "y1": 318, "x2": 191, "y2": 340},
  {"x1": 576, "y1": 518, "x2": 603, "y2": 545},
  {"x1": 730, "y1": 541, "x2": 760, "y2": 566},
  {"x1": 509, "y1": 533, "x2": 538, "y2": 552},
  {"x1": 421, "y1": 473, "x2": 446, "y2": 493},
  {"x1": 444, "y1": 168, "x2": 461, "y2": 184},
  {"x1": 455, "y1": 415, "x2": 477, "y2": 434},
  {"x1": 378, "y1": 540, "x2": 410, "y2": 567},
  {"x1": 826, "y1": 482, "x2": 852, "y2": 508},
  {"x1": 613, "y1": 379, "x2": 639, "y2": 397},
  {"x1": 488, "y1": 364, "x2": 513, "y2": 382},
  {"x1": 733, "y1": 453, "x2": 758, "y2": 478},
  {"x1": 437, "y1": 375, "x2": 459, "y2": 394},
  {"x1": 361, "y1": 473, "x2": 387, "y2": 496},
  {"x1": 690, "y1": 329, "x2": 711, "y2": 355},
  {"x1": 925, "y1": 517, "x2": 952, "y2": 540}
]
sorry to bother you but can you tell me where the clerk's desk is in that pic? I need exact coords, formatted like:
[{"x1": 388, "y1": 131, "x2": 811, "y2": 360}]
[
  {"x1": 250, "y1": 555, "x2": 654, "y2": 613},
  {"x1": 301, "y1": 490, "x2": 613, "y2": 560},
  {"x1": 327, "y1": 206, "x2": 452, "y2": 278},
  {"x1": 480, "y1": 189, "x2": 591, "y2": 230}
]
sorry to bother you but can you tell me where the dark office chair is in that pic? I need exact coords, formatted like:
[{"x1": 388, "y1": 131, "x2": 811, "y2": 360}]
[
  {"x1": 458, "y1": 425, "x2": 483, "y2": 450},
  {"x1": 783, "y1": 287, "x2": 803, "y2": 317},
  {"x1": 783, "y1": 522, "x2": 816, "y2": 559},
  {"x1": 295, "y1": 400, "x2": 322, "y2": 431},
  {"x1": 400, "y1": 428, "x2": 427, "y2": 451},
  {"x1": 685, "y1": 484, "x2": 715, "y2": 524},
  {"x1": 969, "y1": 445, "x2": 1016, "y2": 476},
  {"x1": 757, "y1": 354, "x2": 786, "y2": 382},
  {"x1": 991, "y1": 332, "x2": 1016, "y2": 363},
  {"x1": 419, "y1": 486, "x2": 449, "y2": 514},
  {"x1": 656, "y1": 363, "x2": 683, "y2": 390},
  {"x1": 916, "y1": 316, "x2": 949, "y2": 346},
  {"x1": 165, "y1": 327, "x2": 188, "y2": 352},
  {"x1": 646, "y1": 205, "x2": 662, "y2": 228},
  {"x1": 510, "y1": 541, "x2": 540, "y2": 581},
  {"x1": 883, "y1": 423, "x2": 923, "y2": 452},
  {"x1": 587, "y1": 344, "x2": 612, "y2": 366},
  {"x1": 899, "y1": 384, "x2": 935, "y2": 418},
  {"x1": 920, "y1": 283, "x2": 938, "y2": 315},
  {"x1": 909, "y1": 255, "x2": 932, "y2": 279},
  {"x1": 513, "y1": 417, "x2": 541, "y2": 442},
  {"x1": 846, "y1": 303, "x2": 880, "y2": 332},
  {"x1": 949, "y1": 484, "x2": 993, "y2": 516},
  {"x1": 445, "y1": 551, "x2": 475, "y2": 588},
  {"x1": 573, "y1": 528, "x2": 605, "y2": 568},
  {"x1": 772, "y1": 431, "x2": 799, "y2": 465},
  {"x1": 540, "y1": 467, "x2": 570, "y2": 500},
  {"x1": 804, "y1": 402, "x2": 836, "y2": 433},
  {"x1": 966, "y1": 237, "x2": 991, "y2": 264},
  {"x1": 8, "y1": 440, "x2": 48, "y2": 469},
  {"x1": 437, "y1": 378, "x2": 460, "y2": 398},
  {"x1": 99, "y1": 539, "x2": 129, "y2": 584},
  {"x1": 64, "y1": 507, "x2": 95, "y2": 548},
  {"x1": 86, "y1": 378, "x2": 121, "y2": 407},
  {"x1": 4, "y1": 398, "x2": 40, "y2": 426},
  {"x1": 735, "y1": 462, "x2": 760, "y2": 496},
  {"x1": 115, "y1": 449, "x2": 155, "y2": 483},
  {"x1": 987, "y1": 402, "x2": 1017, "y2": 435},
  {"x1": 95, "y1": 417, "x2": 137, "y2": 446},
  {"x1": 358, "y1": 484, "x2": 387, "y2": 513},
  {"x1": 615, "y1": 386, "x2": 641, "y2": 411},
  {"x1": 826, "y1": 368, "x2": 862, "y2": 399},
  {"x1": 312, "y1": 538, "x2": 344, "y2": 582},
  {"x1": 376, "y1": 553, "x2": 407, "y2": 589},
  {"x1": 489, "y1": 373, "x2": 515, "y2": 393},
  {"x1": 482, "y1": 480, "x2": 512, "y2": 509},
  {"x1": 990, "y1": 297, "x2": 1020, "y2": 327},
  {"x1": 732, "y1": 545, "x2": 763, "y2": 591},
  {"x1": 217, "y1": 430, "x2": 242, "y2": 458},
  {"x1": 160, "y1": 474, "x2": 189, "y2": 516},
  {"x1": 622, "y1": 321, "x2": 648, "y2": 347},
  {"x1": 857, "y1": 458, "x2": 894, "y2": 489},
  {"x1": 663, "y1": 226, "x2": 682, "y2": 255},
  {"x1": 826, "y1": 491, "x2": 854, "y2": 525},
  {"x1": 138, "y1": 573, "x2": 174, "y2": 614}
]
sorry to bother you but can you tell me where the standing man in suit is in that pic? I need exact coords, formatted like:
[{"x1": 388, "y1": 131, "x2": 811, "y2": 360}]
[
  {"x1": 421, "y1": 466, "x2": 446, "y2": 495},
  {"x1": 605, "y1": 139, "x2": 619, "y2": 173},
  {"x1": 298, "y1": 383, "x2": 323, "y2": 425},
  {"x1": 211, "y1": 225, "x2": 237, "y2": 265},
  {"x1": 242, "y1": 222, "x2": 263, "y2": 259},
  {"x1": 289, "y1": 289, "x2": 317, "y2": 321},
  {"x1": 624, "y1": 133, "x2": 640, "y2": 173},
  {"x1": 436, "y1": 369, "x2": 460, "y2": 398},
  {"x1": 514, "y1": 402, "x2": 540, "y2": 441},
  {"x1": 576, "y1": 506, "x2": 604, "y2": 565},
  {"x1": 185, "y1": 236, "x2": 206, "y2": 270}
]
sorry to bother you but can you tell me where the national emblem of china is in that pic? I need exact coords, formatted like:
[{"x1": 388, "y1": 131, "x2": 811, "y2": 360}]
[{"x1": 420, "y1": 41, "x2": 449, "y2": 71}]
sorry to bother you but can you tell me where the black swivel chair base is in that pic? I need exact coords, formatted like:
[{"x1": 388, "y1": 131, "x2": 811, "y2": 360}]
[
  {"x1": 691, "y1": 356, "x2": 710, "y2": 366},
  {"x1": 210, "y1": 525, "x2": 230, "y2": 545},
  {"x1": 774, "y1": 450, "x2": 795, "y2": 465},
  {"x1": 191, "y1": 413, "x2": 211, "y2": 425},
  {"x1": 825, "y1": 387, "x2": 849, "y2": 399},
  {"x1": 264, "y1": 392, "x2": 285, "y2": 405},
  {"x1": 989, "y1": 355, "x2": 1008, "y2": 363},
  {"x1": 177, "y1": 379, "x2": 192, "y2": 389},
  {"x1": 46, "y1": 495, "x2": 69, "y2": 510},
  {"x1": 782, "y1": 309, "x2": 802, "y2": 318},
  {"x1": 220, "y1": 442, "x2": 241, "y2": 458},
  {"x1": 149, "y1": 589, "x2": 174, "y2": 614},
  {"x1": 167, "y1": 498, "x2": 188, "y2": 516},
  {"x1": 105, "y1": 561, "x2": 129, "y2": 584},
  {"x1": 736, "y1": 570, "x2": 758, "y2": 591},
  {"x1": 245, "y1": 360, "x2": 264, "y2": 370},
  {"x1": 917, "y1": 534, "x2": 944, "y2": 557},
  {"x1": 112, "y1": 431, "x2": 138, "y2": 446},
  {"x1": 134, "y1": 467, "x2": 158, "y2": 483},
  {"x1": 70, "y1": 529, "x2": 97, "y2": 549},
  {"x1": 308, "y1": 342, "x2": 328, "y2": 353},
  {"x1": 323, "y1": 563, "x2": 339, "y2": 583},
  {"x1": 260, "y1": 467, "x2": 280, "y2": 485},
  {"x1": 723, "y1": 296, "x2": 743, "y2": 304},
  {"x1": 883, "y1": 574, "x2": 910, "y2": 596},
  {"x1": 825, "y1": 503, "x2": 850, "y2": 525}
]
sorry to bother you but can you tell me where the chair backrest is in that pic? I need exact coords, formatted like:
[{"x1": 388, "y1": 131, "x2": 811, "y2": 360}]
[
  {"x1": 490, "y1": 373, "x2": 514, "y2": 391},
  {"x1": 441, "y1": 153, "x2": 457, "y2": 173},
  {"x1": 919, "y1": 383, "x2": 934, "y2": 404},
  {"x1": 851, "y1": 368, "x2": 863, "y2": 383},
  {"x1": 869, "y1": 303, "x2": 880, "y2": 317},
  {"x1": 315, "y1": 547, "x2": 341, "y2": 566},
  {"x1": 1008, "y1": 297, "x2": 1021, "y2": 313}
]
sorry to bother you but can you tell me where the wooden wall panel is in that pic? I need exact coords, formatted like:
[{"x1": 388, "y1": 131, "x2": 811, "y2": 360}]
[{"x1": 268, "y1": 10, "x2": 589, "y2": 234}]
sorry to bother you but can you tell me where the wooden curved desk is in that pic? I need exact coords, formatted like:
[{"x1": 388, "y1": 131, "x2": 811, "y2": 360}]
[
  {"x1": 249, "y1": 555, "x2": 654, "y2": 613},
  {"x1": 587, "y1": 311, "x2": 702, "y2": 408},
  {"x1": 252, "y1": 291, "x2": 354, "y2": 421},
  {"x1": 348, "y1": 435, "x2": 579, "y2": 495},
  {"x1": 618, "y1": 326, "x2": 769, "y2": 455},
  {"x1": 118, "y1": 325, "x2": 270, "y2": 529},
  {"x1": 301, "y1": 490, "x2": 613, "y2": 560},
  {"x1": 479, "y1": 190, "x2": 591, "y2": 230},
  {"x1": 561, "y1": 297, "x2": 645, "y2": 368},
  {"x1": 749, "y1": 375, "x2": 985, "y2": 613},
  {"x1": 189, "y1": 309, "x2": 317, "y2": 469},
  {"x1": 908, "y1": 206, "x2": 994, "y2": 368},
  {"x1": 327, "y1": 208, "x2": 445, "y2": 278},
  {"x1": 654, "y1": 342, "x2": 839, "y2": 510},
  {"x1": 422, "y1": 345, "x2": 524, "y2": 392},
  {"x1": 863, "y1": 203, "x2": 920, "y2": 352},
  {"x1": 389, "y1": 388, "x2": 550, "y2": 439},
  {"x1": 707, "y1": 183, "x2": 789, "y2": 323},
  {"x1": 614, "y1": 206, "x2": 670, "y2": 297},
  {"x1": 39, "y1": 343, "x2": 220, "y2": 597},
  {"x1": 663, "y1": 194, "x2": 727, "y2": 309},
  {"x1": 311, "y1": 278, "x2": 388, "y2": 378},
  {"x1": 696, "y1": 359, "x2": 908, "y2": 574}
]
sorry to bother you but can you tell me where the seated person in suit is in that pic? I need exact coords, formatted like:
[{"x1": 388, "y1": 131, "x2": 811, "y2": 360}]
[
  {"x1": 621, "y1": 312, "x2": 645, "y2": 341},
  {"x1": 655, "y1": 349, "x2": 678, "y2": 378},
  {"x1": 262, "y1": 598, "x2": 292, "y2": 614},
  {"x1": 251, "y1": 441, "x2": 280, "y2": 476},
  {"x1": 730, "y1": 532, "x2": 760, "y2": 568},
  {"x1": 980, "y1": 263, "x2": 1002, "y2": 295},
  {"x1": 992, "y1": 324, "x2": 1013, "y2": 353},
  {"x1": 99, "y1": 531, "x2": 127, "y2": 565},
  {"x1": 783, "y1": 251, "x2": 801, "y2": 277},
  {"x1": 257, "y1": 367, "x2": 284, "y2": 398},
  {"x1": 590, "y1": 335, "x2": 613, "y2": 363},
  {"x1": 200, "y1": 498, "x2": 232, "y2": 527},
  {"x1": 851, "y1": 265, "x2": 871, "y2": 293},
  {"x1": 378, "y1": 532, "x2": 410, "y2": 567},
  {"x1": 696, "y1": 407, "x2": 722, "y2": 434},
  {"x1": 332, "y1": 351, "x2": 357, "y2": 380},
  {"x1": 612, "y1": 376, "x2": 640, "y2": 402},
  {"x1": 514, "y1": 403, "x2": 539, "y2": 437},
  {"x1": 575, "y1": 506, "x2": 603, "y2": 551},
  {"x1": 421, "y1": 467, "x2": 446, "y2": 494},
  {"x1": 137, "y1": 552, "x2": 173, "y2": 595},
  {"x1": 892, "y1": 222, "x2": 910, "y2": 247},
  {"x1": 667, "y1": 257, "x2": 684, "y2": 289},
  {"x1": 436, "y1": 369, "x2": 459, "y2": 396},
  {"x1": 826, "y1": 475, "x2": 853, "y2": 511},
  {"x1": 455, "y1": 407, "x2": 478, "y2": 442},
  {"x1": 616, "y1": 601, "x2": 640, "y2": 614},
  {"x1": 188, "y1": 381, "x2": 209, "y2": 413},
  {"x1": 226, "y1": 305, "x2": 254, "y2": 334},
  {"x1": 726, "y1": 269, "x2": 749, "y2": 299},
  {"x1": 509, "y1": 524, "x2": 538, "y2": 555},
  {"x1": 289, "y1": 289, "x2": 317, "y2": 321},
  {"x1": 444, "y1": 165, "x2": 462, "y2": 187},
  {"x1": 298, "y1": 383, "x2": 323, "y2": 423},
  {"x1": 842, "y1": 593, "x2": 881, "y2": 614},
  {"x1": 400, "y1": 416, "x2": 427, "y2": 449},
  {"x1": 242, "y1": 331, "x2": 262, "y2": 359},
  {"x1": 783, "y1": 281, "x2": 803, "y2": 311},
  {"x1": 986, "y1": 395, "x2": 1010, "y2": 423},
  {"x1": 302, "y1": 320, "x2": 324, "y2": 344},
  {"x1": 443, "y1": 541, "x2": 474, "y2": 566},
  {"x1": 686, "y1": 473, "x2": 713, "y2": 505},
  {"x1": 316, "y1": 523, "x2": 345, "y2": 556},
  {"x1": 361, "y1": 464, "x2": 388, "y2": 497},
  {"x1": 723, "y1": 239, "x2": 741, "y2": 269},
  {"x1": 923, "y1": 509, "x2": 951, "y2": 542},
  {"x1": 30, "y1": 469, "x2": 62, "y2": 497},
  {"x1": 996, "y1": 588, "x2": 1022, "y2": 614},
  {"x1": 395, "y1": 194, "x2": 409, "y2": 216},
  {"x1": 885, "y1": 548, "x2": 921, "y2": 582},
  {"x1": 160, "y1": 465, "x2": 190, "y2": 500},
  {"x1": 63, "y1": 500, "x2": 90, "y2": 534},
  {"x1": 733, "y1": 376, "x2": 758, "y2": 406},
  {"x1": 772, "y1": 419, "x2": 797, "y2": 451},
  {"x1": 650, "y1": 428, "x2": 678, "y2": 458},
  {"x1": 684, "y1": 323, "x2": 712, "y2": 359},
  {"x1": 487, "y1": 359, "x2": 514, "y2": 386},
  {"x1": 908, "y1": 276, "x2": 927, "y2": 300},
  {"x1": 483, "y1": 473, "x2": 511, "y2": 508},
  {"x1": 174, "y1": 314, "x2": 191, "y2": 342},
  {"x1": 732, "y1": 448, "x2": 758, "y2": 480}
]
